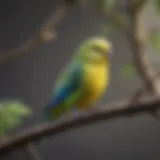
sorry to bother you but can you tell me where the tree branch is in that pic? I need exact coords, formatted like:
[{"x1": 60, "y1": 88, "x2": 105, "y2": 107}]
[
  {"x1": 0, "y1": 0, "x2": 76, "y2": 65},
  {"x1": 0, "y1": 95, "x2": 160, "y2": 156},
  {"x1": 127, "y1": 0, "x2": 160, "y2": 95}
]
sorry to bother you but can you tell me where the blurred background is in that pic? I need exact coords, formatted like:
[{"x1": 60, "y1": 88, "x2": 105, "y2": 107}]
[{"x1": 0, "y1": 0, "x2": 160, "y2": 160}]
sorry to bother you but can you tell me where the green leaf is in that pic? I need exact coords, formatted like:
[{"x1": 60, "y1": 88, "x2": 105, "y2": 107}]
[
  {"x1": 121, "y1": 62, "x2": 136, "y2": 78},
  {"x1": 149, "y1": 30, "x2": 160, "y2": 53},
  {"x1": 0, "y1": 100, "x2": 31, "y2": 136}
]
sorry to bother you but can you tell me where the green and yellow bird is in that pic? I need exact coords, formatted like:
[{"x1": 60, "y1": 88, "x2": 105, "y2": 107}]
[{"x1": 44, "y1": 36, "x2": 112, "y2": 120}]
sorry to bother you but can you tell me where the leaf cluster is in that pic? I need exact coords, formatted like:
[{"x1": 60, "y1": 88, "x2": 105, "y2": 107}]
[{"x1": 0, "y1": 100, "x2": 31, "y2": 136}]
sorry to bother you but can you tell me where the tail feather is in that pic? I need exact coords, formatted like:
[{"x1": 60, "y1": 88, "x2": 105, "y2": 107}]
[{"x1": 43, "y1": 101, "x2": 68, "y2": 121}]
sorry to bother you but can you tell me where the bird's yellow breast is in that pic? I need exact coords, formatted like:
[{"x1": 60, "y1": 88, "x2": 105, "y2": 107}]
[{"x1": 82, "y1": 63, "x2": 109, "y2": 103}]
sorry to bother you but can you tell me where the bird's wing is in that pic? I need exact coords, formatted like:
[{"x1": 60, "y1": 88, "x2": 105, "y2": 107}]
[{"x1": 49, "y1": 61, "x2": 83, "y2": 108}]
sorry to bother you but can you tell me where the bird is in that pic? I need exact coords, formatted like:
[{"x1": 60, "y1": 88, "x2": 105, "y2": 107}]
[{"x1": 43, "y1": 36, "x2": 112, "y2": 121}]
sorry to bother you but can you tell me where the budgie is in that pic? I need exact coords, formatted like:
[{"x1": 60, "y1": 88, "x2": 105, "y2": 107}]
[{"x1": 44, "y1": 36, "x2": 112, "y2": 121}]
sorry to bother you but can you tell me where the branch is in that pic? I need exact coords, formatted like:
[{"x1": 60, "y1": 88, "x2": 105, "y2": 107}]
[
  {"x1": 0, "y1": 95, "x2": 160, "y2": 155},
  {"x1": 127, "y1": 0, "x2": 160, "y2": 95},
  {"x1": 0, "y1": 0, "x2": 76, "y2": 65}
]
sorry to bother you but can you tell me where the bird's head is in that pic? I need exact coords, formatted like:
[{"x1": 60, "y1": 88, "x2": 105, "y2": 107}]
[{"x1": 75, "y1": 37, "x2": 113, "y2": 64}]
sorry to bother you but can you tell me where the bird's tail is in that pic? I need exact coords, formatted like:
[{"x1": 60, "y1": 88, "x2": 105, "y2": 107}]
[{"x1": 43, "y1": 101, "x2": 68, "y2": 122}]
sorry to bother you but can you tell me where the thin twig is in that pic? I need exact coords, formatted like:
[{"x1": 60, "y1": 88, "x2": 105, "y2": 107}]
[
  {"x1": 0, "y1": 95, "x2": 160, "y2": 155},
  {"x1": 0, "y1": 37, "x2": 41, "y2": 65},
  {"x1": 0, "y1": 0, "x2": 76, "y2": 65}
]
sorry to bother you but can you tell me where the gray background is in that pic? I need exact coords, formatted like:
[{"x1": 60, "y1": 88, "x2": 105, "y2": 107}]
[{"x1": 0, "y1": 0, "x2": 160, "y2": 160}]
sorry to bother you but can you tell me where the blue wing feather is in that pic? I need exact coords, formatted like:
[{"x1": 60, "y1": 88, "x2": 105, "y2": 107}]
[{"x1": 46, "y1": 61, "x2": 82, "y2": 110}]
